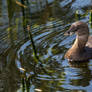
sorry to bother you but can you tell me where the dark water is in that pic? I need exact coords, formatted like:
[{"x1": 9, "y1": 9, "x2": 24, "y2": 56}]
[{"x1": 0, "y1": 0, "x2": 92, "y2": 92}]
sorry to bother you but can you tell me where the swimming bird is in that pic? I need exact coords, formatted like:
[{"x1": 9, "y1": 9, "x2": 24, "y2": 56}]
[{"x1": 65, "y1": 21, "x2": 92, "y2": 61}]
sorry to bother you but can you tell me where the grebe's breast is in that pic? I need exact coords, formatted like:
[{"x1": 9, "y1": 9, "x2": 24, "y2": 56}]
[{"x1": 65, "y1": 36, "x2": 92, "y2": 61}]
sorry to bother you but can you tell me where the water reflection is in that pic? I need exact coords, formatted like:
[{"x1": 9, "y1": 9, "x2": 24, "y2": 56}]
[
  {"x1": 62, "y1": 61, "x2": 92, "y2": 92},
  {"x1": 0, "y1": 0, "x2": 2, "y2": 17},
  {"x1": 69, "y1": 61, "x2": 92, "y2": 87},
  {"x1": 0, "y1": 49, "x2": 21, "y2": 92}
]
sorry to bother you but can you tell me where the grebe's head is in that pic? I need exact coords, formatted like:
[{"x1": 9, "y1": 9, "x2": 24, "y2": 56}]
[{"x1": 65, "y1": 21, "x2": 89, "y2": 36}]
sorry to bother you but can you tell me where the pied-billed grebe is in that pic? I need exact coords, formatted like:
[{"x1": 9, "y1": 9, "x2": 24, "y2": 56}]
[{"x1": 65, "y1": 21, "x2": 92, "y2": 61}]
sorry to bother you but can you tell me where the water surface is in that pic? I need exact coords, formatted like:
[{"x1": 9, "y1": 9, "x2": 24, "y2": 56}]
[{"x1": 0, "y1": 0, "x2": 92, "y2": 92}]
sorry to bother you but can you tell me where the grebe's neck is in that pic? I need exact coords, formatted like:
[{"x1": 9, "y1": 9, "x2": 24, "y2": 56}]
[{"x1": 71, "y1": 34, "x2": 89, "y2": 52}]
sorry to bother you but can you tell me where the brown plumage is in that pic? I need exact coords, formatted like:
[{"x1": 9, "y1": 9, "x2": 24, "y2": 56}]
[{"x1": 65, "y1": 21, "x2": 92, "y2": 61}]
